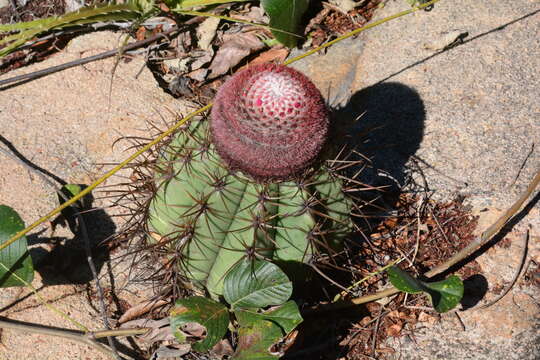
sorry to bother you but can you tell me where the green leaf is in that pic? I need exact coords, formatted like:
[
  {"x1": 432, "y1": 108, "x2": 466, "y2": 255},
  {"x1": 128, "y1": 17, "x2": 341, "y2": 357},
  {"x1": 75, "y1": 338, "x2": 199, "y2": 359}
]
[
  {"x1": 0, "y1": 205, "x2": 34, "y2": 287},
  {"x1": 58, "y1": 183, "x2": 85, "y2": 209},
  {"x1": 235, "y1": 300, "x2": 302, "y2": 335},
  {"x1": 387, "y1": 266, "x2": 426, "y2": 294},
  {"x1": 56, "y1": 184, "x2": 86, "y2": 235},
  {"x1": 170, "y1": 296, "x2": 229, "y2": 352},
  {"x1": 0, "y1": 2, "x2": 149, "y2": 58},
  {"x1": 224, "y1": 259, "x2": 292, "y2": 309},
  {"x1": 424, "y1": 275, "x2": 465, "y2": 313},
  {"x1": 62, "y1": 184, "x2": 83, "y2": 199},
  {"x1": 233, "y1": 310, "x2": 283, "y2": 360},
  {"x1": 232, "y1": 301, "x2": 302, "y2": 359},
  {"x1": 261, "y1": 0, "x2": 310, "y2": 48},
  {"x1": 387, "y1": 266, "x2": 464, "y2": 313},
  {"x1": 262, "y1": 300, "x2": 303, "y2": 333}
]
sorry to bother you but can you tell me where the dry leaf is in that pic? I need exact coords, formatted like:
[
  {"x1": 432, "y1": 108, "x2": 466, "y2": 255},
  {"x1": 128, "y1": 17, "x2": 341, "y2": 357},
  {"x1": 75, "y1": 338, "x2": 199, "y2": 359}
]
[
  {"x1": 118, "y1": 299, "x2": 168, "y2": 324},
  {"x1": 190, "y1": 50, "x2": 214, "y2": 71},
  {"x1": 135, "y1": 26, "x2": 146, "y2": 41},
  {"x1": 232, "y1": 6, "x2": 268, "y2": 23},
  {"x1": 211, "y1": 339, "x2": 234, "y2": 357},
  {"x1": 197, "y1": 17, "x2": 221, "y2": 50},
  {"x1": 181, "y1": 322, "x2": 206, "y2": 339},
  {"x1": 248, "y1": 48, "x2": 289, "y2": 66},
  {"x1": 187, "y1": 68, "x2": 208, "y2": 82},
  {"x1": 418, "y1": 311, "x2": 438, "y2": 326},
  {"x1": 386, "y1": 322, "x2": 403, "y2": 337},
  {"x1": 121, "y1": 318, "x2": 176, "y2": 344},
  {"x1": 208, "y1": 32, "x2": 264, "y2": 79},
  {"x1": 269, "y1": 329, "x2": 299, "y2": 355},
  {"x1": 387, "y1": 310, "x2": 400, "y2": 319},
  {"x1": 150, "y1": 344, "x2": 191, "y2": 360}
]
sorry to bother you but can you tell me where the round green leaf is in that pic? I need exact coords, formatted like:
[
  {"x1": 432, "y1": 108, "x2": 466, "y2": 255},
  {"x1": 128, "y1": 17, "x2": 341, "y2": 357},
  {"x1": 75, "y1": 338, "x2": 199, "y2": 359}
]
[
  {"x1": 224, "y1": 259, "x2": 292, "y2": 309},
  {"x1": 232, "y1": 302, "x2": 302, "y2": 359},
  {"x1": 170, "y1": 296, "x2": 229, "y2": 352},
  {"x1": 424, "y1": 275, "x2": 464, "y2": 313},
  {"x1": 0, "y1": 205, "x2": 34, "y2": 287},
  {"x1": 387, "y1": 266, "x2": 464, "y2": 313}
]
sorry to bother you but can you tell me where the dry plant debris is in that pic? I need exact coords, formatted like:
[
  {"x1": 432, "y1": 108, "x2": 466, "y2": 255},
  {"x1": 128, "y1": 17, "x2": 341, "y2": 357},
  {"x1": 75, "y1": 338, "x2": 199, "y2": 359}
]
[
  {"x1": 3, "y1": 1, "x2": 521, "y2": 360},
  {"x1": 1, "y1": 0, "x2": 383, "y2": 96},
  {"x1": 148, "y1": 1, "x2": 383, "y2": 99},
  {"x1": 287, "y1": 193, "x2": 481, "y2": 359},
  {"x1": 0, "y1": 0, "x2": 68, "y2": 74}
]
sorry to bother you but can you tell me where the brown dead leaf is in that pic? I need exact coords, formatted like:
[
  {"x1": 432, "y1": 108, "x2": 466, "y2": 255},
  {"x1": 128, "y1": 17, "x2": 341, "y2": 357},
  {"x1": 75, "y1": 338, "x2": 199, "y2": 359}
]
[
  {"x1": 190, "y1": 50, "x2": 214, "y2": 71},
  {"x1": 208, "y1": 32, "x2": 264, "y2": 79},
  {"x1": 181, "y1": 322, "x2": 206, "y2": 338},
  {"x1": 418, "y1": 311, "x2": 438, "y2": 326},
  {"x1": 118, "y1": 299, "x2": 168, "y2": 324},
  {"x1": 197, "y1": 17, "x2": 221, "y2": 50},
  {"x1": 329, "y1": 0, "x2": 358, "y2": 12},
  {"x1": 121, "y1": 318, "x2": 176, "y2": 344},
  {"x1": 387, "y1": 310, "x2": 400, "y2": 319},
  {"x1": 269, "y1": 329, "x2": 299, "y2": 355},
  {"x1": 135, "y1": 26, "x2": 146, "y2": 41},
  {"x1": 359, "y1": 316, "x2": 372, "y2": 327},
  {"x1": 386, "y1": 322, "x2": 403, "y2": 337},
  {"x1": 248, "y1": 48, "x2": 289, "y2": 67},
  {"x1": 232, "y1": 6, "x2": 268, "y2": 23},
  {"x1": 150, "y1": 344, "x2": 191, "y2": 360},
  {"x1": 187, "y1": 68, "x2": 208, "y2": 82},
  {"x1": 211, "y1": 339, "x2": 234, "y2": 357}
]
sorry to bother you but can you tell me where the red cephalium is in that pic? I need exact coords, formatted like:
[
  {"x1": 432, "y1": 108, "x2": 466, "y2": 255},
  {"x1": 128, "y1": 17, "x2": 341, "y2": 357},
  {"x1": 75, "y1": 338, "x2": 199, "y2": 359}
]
[{"x1": 210, "y1": 63, "x2": 329, "y2": 181}]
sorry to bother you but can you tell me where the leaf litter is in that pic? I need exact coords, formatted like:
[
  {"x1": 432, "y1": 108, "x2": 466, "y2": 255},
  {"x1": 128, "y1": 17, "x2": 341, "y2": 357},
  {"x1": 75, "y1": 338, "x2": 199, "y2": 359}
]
[{"x1": 0, "y1": 1, "x2": 491, "y2": 359}]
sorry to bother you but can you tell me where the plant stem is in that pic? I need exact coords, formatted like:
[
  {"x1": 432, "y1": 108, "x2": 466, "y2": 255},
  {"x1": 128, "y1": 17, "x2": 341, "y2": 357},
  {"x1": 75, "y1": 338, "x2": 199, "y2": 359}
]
[
  {"x1": 0, "y1": 144, "x2": 120, "y2": 358},
  {"x1": 283, "y1": 0, "x2": 442, "y2": 66},
  {"x1": 0, "y1": 0, "x2": 442, "y2": 251},
  {"x1": 0, "y1": 318, "x2": 146, "y2": 358},
  {"x1": 425, "y1": 168, "x2": 539, "y2": 278},
  {"x1": 92, "y1": 328, "x2": 149, "y2": 338},
  {"x1": 323, "y1": 168, "x2": 540, "y2": 311}
]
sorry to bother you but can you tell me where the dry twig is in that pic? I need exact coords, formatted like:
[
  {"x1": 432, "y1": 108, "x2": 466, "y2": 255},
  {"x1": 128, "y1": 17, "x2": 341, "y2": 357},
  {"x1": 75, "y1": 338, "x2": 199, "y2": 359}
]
[
  {"x1": 477, "y1": 227, "x2": 531, "y2": 309},
  {"x1": 0, "y1": 318, "x2": 147, "y2": 359},
  {"x1": 324, "y1": 169, "x2": 540, "y2": 311}
]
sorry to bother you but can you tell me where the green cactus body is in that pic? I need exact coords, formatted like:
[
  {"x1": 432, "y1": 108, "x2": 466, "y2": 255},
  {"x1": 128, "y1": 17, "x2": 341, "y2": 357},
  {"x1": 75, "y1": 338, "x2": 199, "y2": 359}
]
[
  {"x1": 147, "y1": 64, "x2": 357, "y2": 298},
  {"x1": 147, "y1": 118, "x2": 353, "y2": 298}
]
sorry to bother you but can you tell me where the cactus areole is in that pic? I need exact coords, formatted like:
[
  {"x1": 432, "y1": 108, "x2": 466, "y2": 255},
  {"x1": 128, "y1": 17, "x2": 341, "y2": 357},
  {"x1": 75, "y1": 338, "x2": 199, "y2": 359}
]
[
  {"x1": 147, "y1": 64, "x2": 353, "y2": 299},
  {"x1": 210, "y1": 63, "x2": 329, "y2": 180}
]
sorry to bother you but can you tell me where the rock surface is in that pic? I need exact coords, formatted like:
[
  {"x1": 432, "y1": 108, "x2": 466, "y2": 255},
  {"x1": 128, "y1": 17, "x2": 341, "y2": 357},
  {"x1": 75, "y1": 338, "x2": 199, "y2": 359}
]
[
  {"x1": 0, "y1": 0, "x2": 538, "y2": 359},
  {"x1": 290, "y1": 0, "x2": 539, "y2": 358},
  {"x1": 292, "y1": 0, "x2": 539, "y2": 212},
  {"x1": 0, "y1": 31, "x2": 192, "y2": 359}
]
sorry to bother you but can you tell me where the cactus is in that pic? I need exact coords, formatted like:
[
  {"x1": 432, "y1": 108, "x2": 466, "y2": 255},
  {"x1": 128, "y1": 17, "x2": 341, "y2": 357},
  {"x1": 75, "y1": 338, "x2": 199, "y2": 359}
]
[
  {"x1": 210, "y1": 63, "x2": 329, "y2": 181},
  {"x1": 147, "y1": 64, "x2": 356, "y2": 298}
]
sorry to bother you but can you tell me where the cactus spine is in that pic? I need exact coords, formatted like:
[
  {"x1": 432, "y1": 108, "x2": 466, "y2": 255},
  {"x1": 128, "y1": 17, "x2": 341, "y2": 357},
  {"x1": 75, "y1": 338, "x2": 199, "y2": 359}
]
[{"x1": 147, "y1": 64, "x2": 355, "y2": 297}]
